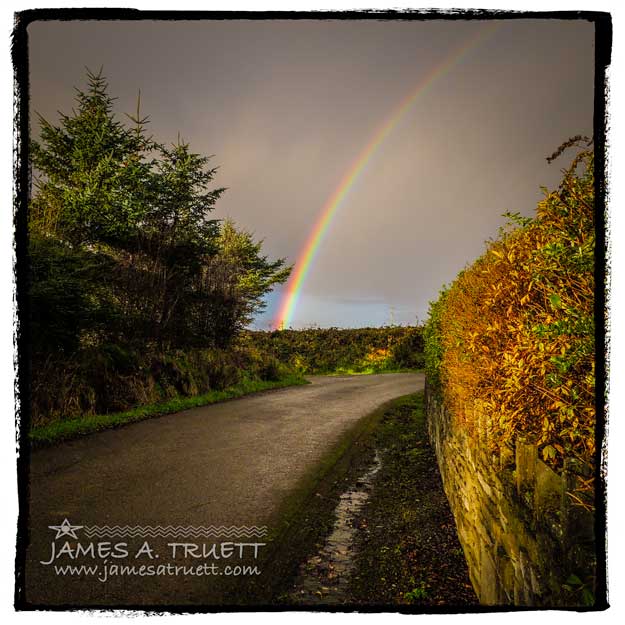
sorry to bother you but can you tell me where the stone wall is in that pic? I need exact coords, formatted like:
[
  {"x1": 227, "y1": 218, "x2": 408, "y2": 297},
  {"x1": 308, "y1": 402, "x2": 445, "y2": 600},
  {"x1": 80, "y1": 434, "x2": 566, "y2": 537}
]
[{"x1": 425, "y1": 382, "x2": 596, "y2": 607}]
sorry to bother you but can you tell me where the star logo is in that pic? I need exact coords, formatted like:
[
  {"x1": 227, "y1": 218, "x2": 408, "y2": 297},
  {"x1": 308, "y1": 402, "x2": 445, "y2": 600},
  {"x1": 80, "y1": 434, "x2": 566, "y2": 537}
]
[{"x1": 48, "y1": 519, "x2": 83, "y2": 540}]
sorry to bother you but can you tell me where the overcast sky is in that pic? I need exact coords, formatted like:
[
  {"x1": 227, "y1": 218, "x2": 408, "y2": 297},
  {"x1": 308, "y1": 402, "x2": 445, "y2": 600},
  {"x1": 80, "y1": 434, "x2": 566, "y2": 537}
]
[{"x1": 27, "y1": 17, "x2": 595, "y2": 329}]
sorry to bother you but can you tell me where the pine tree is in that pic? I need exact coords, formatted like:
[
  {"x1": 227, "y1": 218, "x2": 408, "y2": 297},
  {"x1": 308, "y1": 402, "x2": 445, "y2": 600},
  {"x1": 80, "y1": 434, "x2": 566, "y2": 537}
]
[
  {"x1": 29, "y1": 67, "x2": 291, "y2": 354},
  {"x1": 30, "y1": 67, "x2": 153, "y2": 247}
]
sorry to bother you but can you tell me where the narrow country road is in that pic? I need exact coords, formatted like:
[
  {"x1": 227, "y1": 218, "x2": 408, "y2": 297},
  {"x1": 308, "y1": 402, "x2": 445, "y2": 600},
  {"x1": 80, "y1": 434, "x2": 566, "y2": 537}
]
[{"x1": 24, "y1": 372, "x2": 424, "y2": 606}]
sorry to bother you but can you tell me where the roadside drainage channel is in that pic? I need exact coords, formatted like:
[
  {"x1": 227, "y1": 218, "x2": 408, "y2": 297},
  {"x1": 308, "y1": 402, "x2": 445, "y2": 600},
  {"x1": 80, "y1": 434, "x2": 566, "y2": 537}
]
[{"x1": 288, "y1": 450, "x2": 383, "y2": 605}]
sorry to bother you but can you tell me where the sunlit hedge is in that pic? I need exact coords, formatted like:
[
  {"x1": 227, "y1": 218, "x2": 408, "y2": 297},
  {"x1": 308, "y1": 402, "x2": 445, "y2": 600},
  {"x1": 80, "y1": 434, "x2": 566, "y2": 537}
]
[
  {"x1": 425, "y1": 145, "x2": 595, "y2": 480},
  {"x1": 246, "y1": 326, "x2": 424, "y2": 374}
]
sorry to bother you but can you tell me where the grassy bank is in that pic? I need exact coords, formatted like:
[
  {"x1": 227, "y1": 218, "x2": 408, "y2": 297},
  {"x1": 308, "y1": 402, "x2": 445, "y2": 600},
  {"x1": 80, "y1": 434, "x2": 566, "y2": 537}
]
[
  {"x1": 30, "y1": 374, "x2": 307, "y2": 447},
  {"x1": 29, "y1": 326, "x2": 424, "y2": 445},
  {"x1": 244, "y1": 393, "x2": 396, "y2": 605},
  {"x1": 31, "y1": 343, "x2": 296, "y2": 424},
  {"x1": 328, "y1": 366, "x2": 420, "y2": 376},
  {"x1": 349, "y1": 393, "x2": 477, "y2": 607}
]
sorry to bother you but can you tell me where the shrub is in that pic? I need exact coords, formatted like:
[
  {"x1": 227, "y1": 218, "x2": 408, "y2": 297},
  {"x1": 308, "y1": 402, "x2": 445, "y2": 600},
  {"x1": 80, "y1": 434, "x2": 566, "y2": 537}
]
[
  {"x1": 30, "y1": 345, "x2": 296, "y2": 426},
  {"x1": 247, "y1": 326, "x2": 424, "y2": 374},
  {"x1": 390, "y1": 327, "x2": 425, "y2": 369},
  {"x1": 425, "y1": 143, "x2": 595, "y2": 488},
  {"x1": 423, "y1": 288, "x2": 448, "y2": 393}
]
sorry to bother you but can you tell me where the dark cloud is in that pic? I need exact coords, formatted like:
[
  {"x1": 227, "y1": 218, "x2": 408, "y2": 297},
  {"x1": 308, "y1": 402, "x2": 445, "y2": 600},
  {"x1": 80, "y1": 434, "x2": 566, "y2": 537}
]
[{"x1": 28, "y1": 18, "x2": 595, "y2": 328}]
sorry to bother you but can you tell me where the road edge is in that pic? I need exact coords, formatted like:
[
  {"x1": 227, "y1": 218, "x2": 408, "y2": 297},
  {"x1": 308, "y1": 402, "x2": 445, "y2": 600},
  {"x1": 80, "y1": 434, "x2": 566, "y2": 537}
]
[{"x1": 243, "y1": 388, "x2": 425, "y2": 606}]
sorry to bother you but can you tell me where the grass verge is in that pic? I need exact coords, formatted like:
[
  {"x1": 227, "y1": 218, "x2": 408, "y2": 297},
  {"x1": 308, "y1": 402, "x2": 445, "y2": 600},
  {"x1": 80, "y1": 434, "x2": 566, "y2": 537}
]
[
  {"x1": 29, "y1": 374, "x2": 308, "y2": 447},
  {"x1": 247, "y1": 391, "x2": 477, "y2": 608},
  {"x1": 328, "y1": 367, "x2": 422, "y2": 376},
  {"x1": 348, "y1": 392, "x2": 477, "y2": 608},
  {"x1": 242, "y1": 393, "x2": 413, "y2": 606}
]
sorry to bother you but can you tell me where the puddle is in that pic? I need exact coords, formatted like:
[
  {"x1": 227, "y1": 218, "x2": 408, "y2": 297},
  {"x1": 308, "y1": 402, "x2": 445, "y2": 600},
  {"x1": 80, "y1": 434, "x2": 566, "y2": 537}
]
[{"x1": 288, "y1": 450, "x2": 382, "y2": 605}]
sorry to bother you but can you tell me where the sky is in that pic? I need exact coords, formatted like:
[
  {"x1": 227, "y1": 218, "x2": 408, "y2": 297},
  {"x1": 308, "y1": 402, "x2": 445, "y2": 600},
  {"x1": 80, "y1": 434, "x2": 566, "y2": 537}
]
[
  {"x1": 3, "y1": 4, "x2": 623, "y2": 618},
  {"x1": 27, "y1": 16, "x2": 596, "y2": 329}
]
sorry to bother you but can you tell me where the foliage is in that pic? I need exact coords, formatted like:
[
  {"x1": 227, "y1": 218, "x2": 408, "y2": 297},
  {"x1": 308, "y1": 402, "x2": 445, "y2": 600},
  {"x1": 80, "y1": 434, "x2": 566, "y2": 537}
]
[
  {"x1": 29, "y1": 235, "x2": 117, "y2": 354},
  {"x1": 30, "y1": 373, "x2": 307, "y2": 446},
  {"x1": 404, "y1": 583, "x2": 429, "y2": 603},
  {"x1": 423, "y1": 287, "x2": 448, "y2": 393},
  {"x1": 246, "y1": 326, "x2": 424, "y2": 374},
  {"x1": 28, "y1": 68, "x2": 294, "y2": 426},
  {"x1": 388, "y1": 328, "x2": 426, "y2": 370},
  {"x1": 202, "y1": 220, "x2": 292, "y2": 347},
  {"x1": 424, "y1": 142, "x2": 595, "y2": 483},
  {"x1": 30, "y1": 343, "x2": 298, "y2": 426},
  {"x1": 562, "y1": 573, "x2": 595, "y2": 607},
  {"x1": 29, "y1": 68, "x2": 290, "y2": 351},
  {"x1": 29, "y1": 68, "x2": 153, "y2": 247}
]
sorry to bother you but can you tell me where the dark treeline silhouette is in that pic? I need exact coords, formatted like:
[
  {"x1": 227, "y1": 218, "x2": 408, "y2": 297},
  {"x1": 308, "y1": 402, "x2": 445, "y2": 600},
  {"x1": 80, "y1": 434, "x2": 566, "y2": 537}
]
[{"x1": 29, "y1": 69, "x2": 291, "y2": 423}]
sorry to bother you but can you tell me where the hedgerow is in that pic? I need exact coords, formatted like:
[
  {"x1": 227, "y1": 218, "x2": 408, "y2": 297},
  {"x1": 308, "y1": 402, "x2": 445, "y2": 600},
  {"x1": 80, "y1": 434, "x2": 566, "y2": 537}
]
[
  {"x1": 425, "y1": 141, "x2": 595, "y2": 493},
  {"x1": 247, "y1": 326, "x2": 424, "y2": 374},
  {"x1": 30, "y1": 344, "x2": 294, "y2": 426}
]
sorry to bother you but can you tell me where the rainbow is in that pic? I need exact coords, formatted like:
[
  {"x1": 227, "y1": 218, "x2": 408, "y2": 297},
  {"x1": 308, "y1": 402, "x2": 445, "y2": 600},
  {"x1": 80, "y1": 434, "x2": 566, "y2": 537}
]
[{"x1": 274, "y1": 23, "x2": 497, "y2": 330}]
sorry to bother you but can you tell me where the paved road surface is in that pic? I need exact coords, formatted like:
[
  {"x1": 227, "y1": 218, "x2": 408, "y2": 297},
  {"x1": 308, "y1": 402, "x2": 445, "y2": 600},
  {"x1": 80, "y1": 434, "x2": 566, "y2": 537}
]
[{"x1": 24, "y1": 373, "x2": 424, "y2": 606}]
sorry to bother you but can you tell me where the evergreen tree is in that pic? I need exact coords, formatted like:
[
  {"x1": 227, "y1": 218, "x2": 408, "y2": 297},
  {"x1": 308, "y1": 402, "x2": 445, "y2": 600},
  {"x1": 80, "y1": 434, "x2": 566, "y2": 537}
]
[
  {"x1": 29, "y1": 67, "x2": 291, "y2": 355},
  {"x1": 29, "y1": 67, "x2": 153, "y2": 247},
  {"x1": 216, "y1": 219, "x2": 292, "y2": 329}
]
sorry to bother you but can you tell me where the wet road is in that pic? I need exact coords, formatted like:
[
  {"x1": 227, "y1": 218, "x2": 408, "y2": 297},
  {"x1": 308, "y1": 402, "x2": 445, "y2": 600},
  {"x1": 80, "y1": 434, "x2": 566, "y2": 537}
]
[{"x1": 24, "y1": 372, "x2": 424, "y2": 606}]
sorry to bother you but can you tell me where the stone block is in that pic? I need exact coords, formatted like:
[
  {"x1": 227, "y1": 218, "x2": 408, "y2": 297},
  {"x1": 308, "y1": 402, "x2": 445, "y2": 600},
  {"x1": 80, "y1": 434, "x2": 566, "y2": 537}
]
[
  {"x1": 501, "y1": 558, "x2": 516, "y2": 602},
  {"x1": 500, "y1": 530, "x2": 519, "y2": 557},
  {"x1": 516, "y1": 442, "x2": 537, "y2": 498},
  {"x1": 479, "y1": 543, "x2": 501, "y2": 605},
  {"x1": 425, "y1": 395, "x2": 597, "y2": 608},
  {"x1": 534, "y1": 458, "x2": 565, "y2": 536},
  {"x1": 500, "y1": 443, "x2": 515, "y2": 470},
  {"x1": 477, "y1": 472, "x2": 493, "y2": 498}
]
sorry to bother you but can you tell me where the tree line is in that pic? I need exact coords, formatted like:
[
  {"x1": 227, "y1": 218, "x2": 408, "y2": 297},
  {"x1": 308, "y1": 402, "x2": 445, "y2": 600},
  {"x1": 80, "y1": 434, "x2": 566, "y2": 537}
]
[
  {"x1": 247, "y1": 326, "x2": 424, "y2": 374},
  {"x1": 29, "y1": 68, "x2": 291, "y2": 365}
]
